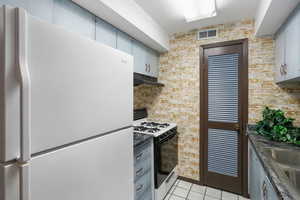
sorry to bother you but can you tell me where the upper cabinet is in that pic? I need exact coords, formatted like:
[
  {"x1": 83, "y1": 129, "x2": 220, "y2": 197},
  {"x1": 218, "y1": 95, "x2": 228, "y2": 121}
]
[
  {"x1": 96, "y1": 18, "x2": 117, "y2": 48},
  {"x1": 133, "y1": 40, "x2": 159, "y2": 78},
  {"x1": 0, "y1": 0, "x2": 27, "y2": 9},
  {"x1": 146, "y1": 47, "x2": 159, "y2": 78},
  {"x1": 0, "y1": 0, "x2": 53, "y2": 22},
  {"x1": 53, "y1": 0, "x2": 95, "y2": 39},
  {"x1": 0, "y1": 0, "x2": 160, "y2": 78},
  {"x1": 275, "y1": 5, "x2": 300, "y2": 85},
  {"x1": 133, "y1": 41, "x2": 147, "y2": 75},
  {"x1": 27, "y1": 0, "x2": 53, "y2": 23},
  {"x1": 117, "y1": 31, "x2": 133, "y2": 55},
  {"x1": 275, "y1": 29, "x2": 286, "y2": 83}
]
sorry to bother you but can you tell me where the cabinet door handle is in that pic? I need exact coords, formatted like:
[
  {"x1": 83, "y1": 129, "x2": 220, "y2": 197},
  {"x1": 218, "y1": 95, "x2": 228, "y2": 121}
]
[
  {"x1": 145, "y1": 64, "x2": 150, "y2": 72},
  {"x1": 136, "y1": 184, "x2": 144, "y2": 192},
  {"x1": 148, "y1": 64, "x2": 151, "y2": 72},
  {"x1": 136, "y1": 168, "x2": 144, "y2": 176},
  {"x1": 136, "y1": 153, "x2": 143, "y2": 161},
  {"x1": 262, "y1": 180, "x2": 268, "y2": 200},
  {"x1": 282, "y1": 64, "x2": 287, "y2": 74},
  {"x1": 280, "y1": 64, "x2": 287, "y2": 75}
]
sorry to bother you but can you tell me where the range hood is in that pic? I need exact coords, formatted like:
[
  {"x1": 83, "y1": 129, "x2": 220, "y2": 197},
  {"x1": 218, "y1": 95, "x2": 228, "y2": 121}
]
[{"x1": 134, "y1": 73, "x2": 164, "y2": 86}]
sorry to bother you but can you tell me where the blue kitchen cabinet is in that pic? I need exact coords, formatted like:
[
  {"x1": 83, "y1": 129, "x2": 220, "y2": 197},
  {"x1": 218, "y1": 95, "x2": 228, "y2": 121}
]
[
  {"x1": 133, "y1": 40, "x2": 148, "y2": 75},
  {"x1": 249, "y1": 142, "x2": 279, "y2": 200},
  {"x1": 0, "y1": 0, "x2": 27, "y2": 8},
  {"x1": 0, "y1": 0, "x2": 160, "y2": 78},
  {"x1": 53, "y1": 0, "x2": 95, "y2": 39},
  {"x1": 117, "y1": 31, "x2": 133, "y2": 55},
  {"x1": 96, "y1": 17, "x2": 117, "y2": 48},
  {"x1": 134, "y1": 140, "x2": 153, "y2": 200},
  {"x1": 249, "y1": 142, "x2": 263, "y2": 200},
  {"x1": 275, "y1": 28, "x2": 286, "y2": 83},
  {"x1": 146, "y1": 47, "x2": 159, "y2": 77},
  {"x1": 27, "y1": 0, "x2": 53, "y2": 23},
  {"x1": 285, "y1": 5, "x2": 300, "y2": 81},
  {"x1": 275, "y1": 4, "x2": 300, "y2": 84},
  {"x1": 0, "y1": 0, "x2": 53, "y2": 23},
  {"x1": 133, "y1": 40, "x2": 159, "y2": 78}
]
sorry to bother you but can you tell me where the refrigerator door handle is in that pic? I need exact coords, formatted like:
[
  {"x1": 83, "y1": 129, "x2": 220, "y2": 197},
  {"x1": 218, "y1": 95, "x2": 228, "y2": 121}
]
[
  {"x1": 16, "y1": 8, "x2": 31, "y2": 200},
  {"x1": 16, "y1": 7, "x2": 31, "y2": 163}
]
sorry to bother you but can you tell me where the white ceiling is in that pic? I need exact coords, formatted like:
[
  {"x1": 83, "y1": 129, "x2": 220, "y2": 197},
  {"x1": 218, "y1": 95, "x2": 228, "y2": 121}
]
[{"x1": 134, "y1": 0, "x2": 261, "y2": 34}]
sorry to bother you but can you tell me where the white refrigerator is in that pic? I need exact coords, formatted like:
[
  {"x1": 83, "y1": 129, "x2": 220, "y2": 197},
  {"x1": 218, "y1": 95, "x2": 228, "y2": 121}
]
[{"x1": 0, "y1": 5, "x2": 134, "y2": 200}]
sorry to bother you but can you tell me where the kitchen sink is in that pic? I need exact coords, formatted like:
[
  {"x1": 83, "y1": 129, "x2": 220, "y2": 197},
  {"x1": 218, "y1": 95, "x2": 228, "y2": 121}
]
[
  {"x1": 262, "y1": 147, "x2": 300, "y2": 197},
  {"x1": 263, "y1": 148, "x2": 300, "y2": 167}
]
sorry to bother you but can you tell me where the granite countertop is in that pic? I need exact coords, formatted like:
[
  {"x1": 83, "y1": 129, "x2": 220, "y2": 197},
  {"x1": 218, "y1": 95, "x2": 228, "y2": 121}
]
[{"x1": 248, "y1": 126, "x2": 300, "y2": 200}]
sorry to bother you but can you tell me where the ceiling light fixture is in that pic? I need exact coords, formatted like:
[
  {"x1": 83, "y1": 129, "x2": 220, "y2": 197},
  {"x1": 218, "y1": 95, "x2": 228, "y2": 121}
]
[{"x1": 184, "y1": 0, "x2": 217, "y2": 23}]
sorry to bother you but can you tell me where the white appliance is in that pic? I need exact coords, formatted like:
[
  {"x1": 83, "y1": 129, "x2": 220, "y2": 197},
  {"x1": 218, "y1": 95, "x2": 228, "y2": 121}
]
[{"x1": 0, "y1": 5, "x2": 134, "y2": 200}]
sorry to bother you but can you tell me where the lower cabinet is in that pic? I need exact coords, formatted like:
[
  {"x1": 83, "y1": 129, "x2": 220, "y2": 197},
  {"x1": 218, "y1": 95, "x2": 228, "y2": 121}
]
[
  {"x1": 134, "y1": 140, "x2": 154, "y2": 200},
  {"x1": 249, "y1": 142, "x2": 279, "y2": 200}
]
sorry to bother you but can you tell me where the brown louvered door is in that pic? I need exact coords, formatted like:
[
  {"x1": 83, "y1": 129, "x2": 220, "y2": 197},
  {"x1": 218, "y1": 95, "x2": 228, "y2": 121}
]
[{"x1": 200, "y1": 40, "x2": 248, "y2": 196}]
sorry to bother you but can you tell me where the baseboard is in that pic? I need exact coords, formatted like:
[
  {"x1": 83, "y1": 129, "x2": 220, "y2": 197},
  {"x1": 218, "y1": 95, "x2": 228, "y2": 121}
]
[{"x1": 178, "y1": 176, "x2": 201, "y2": 185}]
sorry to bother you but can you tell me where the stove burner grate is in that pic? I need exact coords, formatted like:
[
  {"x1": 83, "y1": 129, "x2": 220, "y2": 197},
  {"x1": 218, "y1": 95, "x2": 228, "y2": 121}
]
[{"x1": 141, "y1": 122, "x2": 170, "y2": 128}]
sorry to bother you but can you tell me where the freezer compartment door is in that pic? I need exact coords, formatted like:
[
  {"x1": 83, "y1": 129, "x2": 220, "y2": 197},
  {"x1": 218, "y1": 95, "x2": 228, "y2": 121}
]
[
  {"x1": 0, "y1": 6, "x2": 133, "y2": 162},
  {"x1": 0, "y1": 128, "x2": 134, "y2": 200}
]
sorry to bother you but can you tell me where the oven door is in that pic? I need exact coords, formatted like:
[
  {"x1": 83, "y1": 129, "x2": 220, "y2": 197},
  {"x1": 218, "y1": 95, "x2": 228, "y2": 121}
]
[{"x1": 154, "y1": 128, "x2": 178, "y2": 188}]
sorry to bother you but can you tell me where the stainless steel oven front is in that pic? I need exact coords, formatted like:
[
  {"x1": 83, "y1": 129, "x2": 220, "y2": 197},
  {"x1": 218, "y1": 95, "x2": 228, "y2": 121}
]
[{"x1": 154, "y1": 127, "x2": 178, "y2": 188}]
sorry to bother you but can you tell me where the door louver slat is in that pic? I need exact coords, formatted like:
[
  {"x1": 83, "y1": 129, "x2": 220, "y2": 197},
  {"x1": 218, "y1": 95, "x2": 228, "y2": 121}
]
[
  {"x1": 208, "y1": 54, "x2": 239, "y2": 123},
  {"x1": 208, "y1": 129, "x2": 238, "y2": 177}
]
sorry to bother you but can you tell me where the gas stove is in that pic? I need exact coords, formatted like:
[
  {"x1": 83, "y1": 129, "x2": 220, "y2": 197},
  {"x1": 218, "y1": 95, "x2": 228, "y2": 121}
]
[
  {"x1": 133, "y1": 109, "x2": 178, "y2": 200},
  {"x1": 133, "y1": 119, "x2": 177, "y2": 137}
]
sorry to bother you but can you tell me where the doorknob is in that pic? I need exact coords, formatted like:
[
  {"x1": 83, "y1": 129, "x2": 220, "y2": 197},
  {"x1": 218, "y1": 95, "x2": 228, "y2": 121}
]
[{"x1": 234, "y1": 124, "x2": 240, "y2": 131}]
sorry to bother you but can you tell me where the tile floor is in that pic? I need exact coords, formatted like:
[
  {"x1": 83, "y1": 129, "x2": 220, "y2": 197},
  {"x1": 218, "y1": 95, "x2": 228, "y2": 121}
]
[{"x1": 164, "y1": 179, "x2": 250, "y2": 200}]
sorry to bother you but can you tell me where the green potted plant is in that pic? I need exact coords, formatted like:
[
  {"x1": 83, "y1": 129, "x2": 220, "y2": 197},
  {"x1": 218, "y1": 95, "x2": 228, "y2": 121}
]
[{"x1": 256, "y1": 107, "x2": 300, "y2": 146}]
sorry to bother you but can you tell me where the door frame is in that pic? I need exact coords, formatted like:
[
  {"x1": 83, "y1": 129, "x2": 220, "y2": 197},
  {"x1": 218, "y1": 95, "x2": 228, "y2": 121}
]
[{"x1": 199, "y1": 39, "x2": 249, "y2": 197}]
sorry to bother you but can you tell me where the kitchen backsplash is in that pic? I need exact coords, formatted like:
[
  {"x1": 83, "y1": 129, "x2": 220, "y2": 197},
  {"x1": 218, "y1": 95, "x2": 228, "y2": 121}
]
[{"x1": 134, "y1": 19, "x2": 300, "y2": 181}]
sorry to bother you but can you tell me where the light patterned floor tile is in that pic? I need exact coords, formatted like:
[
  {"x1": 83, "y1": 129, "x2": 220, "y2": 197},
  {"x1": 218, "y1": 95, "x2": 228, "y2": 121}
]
[
  {"x1": 222, "y1": 191, "x2": 238, "y2": 200},
  {"x1": 164, "y1": 179, "x2": 249, "y2": 200},
  {"x1": 164, "y1": 193, "x2": 171, "y2": 200},
  {"x1": 190, "y1": 184, "x2": 206, "y2": 194},
  {"x1": 169, "y1": 195, "x2": 186, "y2": 200},
  {"x1": 205, "y1": 196, "x2": 220, "y2": 200},
  {"x1": 187, "y1": 190, "x2": 205, "y2": 200},
  {"x1": 177, "y1": 180, "x2": 192, "y2": 190},
  {"x1": 206, "y1": 187, "x2": 221, "y2": 199},
  {"x1": 169, "y1": 185, "x2": 176, "y2": 193},
  {"x1": 173, "y1": 187, "x2": 189, "y2": 198}
]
